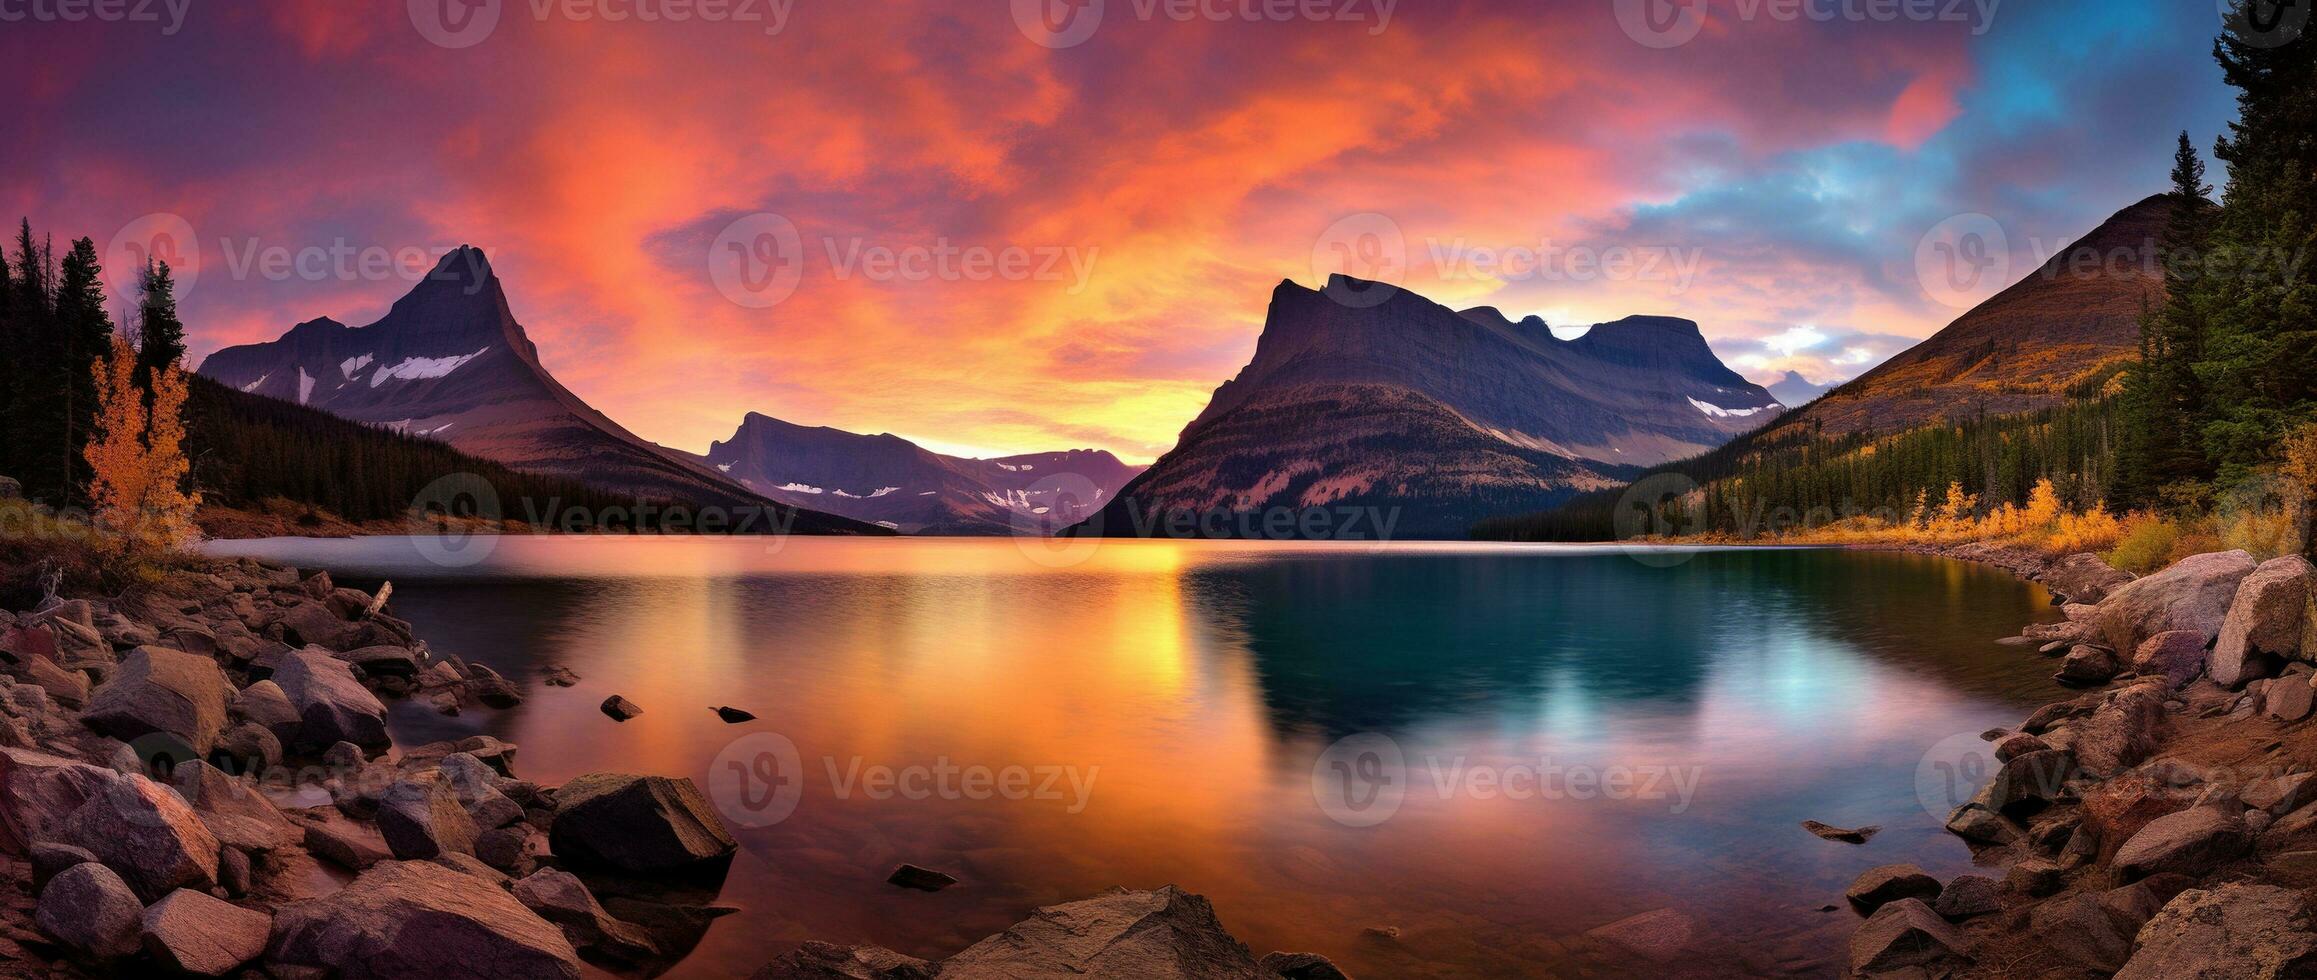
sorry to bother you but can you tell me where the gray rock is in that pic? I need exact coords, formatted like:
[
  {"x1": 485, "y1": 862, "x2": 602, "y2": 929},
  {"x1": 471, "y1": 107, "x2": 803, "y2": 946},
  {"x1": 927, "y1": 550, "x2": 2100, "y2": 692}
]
[
  {"x1": 2045, "y1": 552, "x2": 2135, "y2": 604},
  {"x1": 80, "y1": 646, "x2": 232, "y2": 756},
  {"x1": 1800, "y1": 820, "x2": 1879, "y2": 844},
  {"x1": 511, "y1": 868, "x2": 659, "y2": 961},
  {"x1": 140, "y1": 888, "x2": 271, "y2": 976},
  {"x1": 1848, "y1": 898, "x2": 1971, "y2": 975},
  {"x1": 34, "y1": 862, "x2": 144, "y2": 961},
  {"x1": 474, "y1": 825, "x2": 537, "y2": 876},
  {"x1": 1946, "y1": 803, "x2": 2023, "y2": 846},
  {"x1": 375, "y1": 778, "x2": 479, "y2": 860},
  {"x1": 2132, "y1": 630, "x2": 2209, "y2": 690},
  {"x1": 273, "y1": 648, "x2": 389, "y2": 751},
  {"x1": 2114, "y1": 804, "x2": 2253, "y2": 880},
  {"x1": 2073, "y1": 683, "x2": 2168, "y2": 776},
  {"x1": 2099, "y1": 551, "x2": 2257, "y2": 657},
  {"x1": 2117, "y1": 883, "x2": 2317, "y2": 979},
  {"x1": 941, "y1": 886, "x2": 1264, "y2": 978},
  {"x1": 2214, "y1": 556, "x2": 2315, "y2": 685},
  {"x1": 1932, "y1": 875, "x2": 2001, "y2": 920},
  {"x1": 60, "y1": 772, "x2": 222, "y2": 902},
  {"x1": 268, "y1": 860, "x2": 581, "y2": 979},
  {"x1": 1845, "y1": 864, "x2": 1941, "y2": 913},
  {"x1": 549, "y1": 772, "x2": 737, "y2": 874}
]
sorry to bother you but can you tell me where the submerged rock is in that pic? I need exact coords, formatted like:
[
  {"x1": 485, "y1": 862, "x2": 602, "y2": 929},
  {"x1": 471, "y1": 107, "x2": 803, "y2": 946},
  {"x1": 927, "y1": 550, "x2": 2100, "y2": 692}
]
[
  {"x1": 1583, "y1": 907, "x2": 1694, "y2": 963},
  {"x1": 939, "y1": 886, "x2": 1264, "y2": 978},
  {"x1": 715, "y1": 706, "x2": 757, "y2": 724},
  {"x1": 601, "y1": 695, "x2": 643, "y2": 721},
  {"x1": 1800, "y1": 820, "x2": 1879, "y2": 844}
]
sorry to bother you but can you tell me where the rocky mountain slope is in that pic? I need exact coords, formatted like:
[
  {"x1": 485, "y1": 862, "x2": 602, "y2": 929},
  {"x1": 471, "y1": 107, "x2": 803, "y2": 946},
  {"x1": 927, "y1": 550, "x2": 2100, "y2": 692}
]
[
  {"x1": 697, "y1": 413, "x2": 1144, "y2": 534},
  {"x1": 1077, "y1": 275, "x2": 1781, "y2": 538},
  {"x1": 1782, "y1": 195, "x2": 2174, "y2": 438},
  {"x1": 197, "y1": 248, "x2": 876, "y2": 533}
]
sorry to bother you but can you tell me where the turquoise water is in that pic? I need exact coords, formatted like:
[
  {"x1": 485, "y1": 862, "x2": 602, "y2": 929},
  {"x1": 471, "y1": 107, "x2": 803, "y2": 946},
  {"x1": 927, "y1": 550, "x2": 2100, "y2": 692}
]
[{"x1": 205, "y1": 538, "x2": 2062, "y2": 977}]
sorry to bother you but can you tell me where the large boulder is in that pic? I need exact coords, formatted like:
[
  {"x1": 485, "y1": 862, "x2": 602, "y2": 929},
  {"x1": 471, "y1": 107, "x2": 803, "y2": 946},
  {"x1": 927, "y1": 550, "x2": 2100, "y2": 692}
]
[
  {"x1": 2099, "y1": 551, "x2": 2258, "y2": 656},
  {"x1": 2045, "y1": 553, "x2": 2135, "y2": 604},
  {"x1": 172, "y1": 759, "x2": 295, "y2": 853},
  {"x1": 2117, "y1": 883, "x2": 2317, "y2": 979},
  {"x1": 141, "y1": 888, "x2": 271, "y2": 976},
  {"x1": 1986, "y1": 749, "x2": 2079, "y2": 818},
  {"x1": 267, "y1": 860, "x2": 581, "y2": 979},
  {"x1": 510, "y1": 868, "x2": 659, "y2": 961},
  {"x1": 0, "y1": 746, "x2": 115, "y2": 854},
  {"x1": 2031, "y1": 893, "x2": 2134, "y2": 973},
  {"x1": 34, "y1": 862, "x2": 144, "y2": 961},
  {"x1": 2213, "y1": 556, "x2": 2315, "y2": 686},
  {"x1": 230, "y1": 679, "x2": 301, "y2": 745},
  {"x1": 375, "y1": 778, "x2": 479, "y2": 860},
  {"x1": 2114, "y1": 804, "x2": 2253, "y2": 881},
  {"x1": 80, "y1": 645, "x2": 232, "y2": 756},
  {"x1": 2132, "y1": 630, "x2": 2210, "y2": 690},
  {"x1": 939, "y1": 886, "x2": 1265, "y2": 978},
  {"x1": 60, "y1": 772, "x2": 222, "y2": 901},
  {"x1": 2072, "y1": 683, "x2": 2168, "y2": 776},
  {"x1": 272, "y1": 647, "x2": 389, "y2": 751},
  {"x1": 2057, "y1": 645, "x2": 2123, "y2": 686},
  {"x1": 549, "y1": 773, "x2": 737, "y2": 874},
  {"x1": 1848, "y1": 898, "x2": 1971, "y2": 975}
]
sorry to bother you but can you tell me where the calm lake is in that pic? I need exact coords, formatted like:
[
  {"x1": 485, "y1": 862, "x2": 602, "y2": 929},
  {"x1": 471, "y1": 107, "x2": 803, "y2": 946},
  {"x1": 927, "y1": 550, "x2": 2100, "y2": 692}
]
[{"x1": 203, "y1": 537, "x2": 2062, "y2": 977}]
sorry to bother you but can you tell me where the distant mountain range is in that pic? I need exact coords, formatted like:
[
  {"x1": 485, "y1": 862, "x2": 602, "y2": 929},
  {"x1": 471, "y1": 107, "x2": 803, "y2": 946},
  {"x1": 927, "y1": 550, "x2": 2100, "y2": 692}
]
[
  {"x1": 1074, "y1": 275, "x2": 1783, "y2": 538},
  {"x1": 198, "y1": 247, "x2": 879, "y2": 534},
  {"x1": 1783, "y1": 194, "x2": 2171, "y2": 437},
  {"x1": 696, "y1": 413, "x2": 1144, "y2": 534},
  {"x1": 1766, "y1": 370, "x2": 1836, "y2": 408}
]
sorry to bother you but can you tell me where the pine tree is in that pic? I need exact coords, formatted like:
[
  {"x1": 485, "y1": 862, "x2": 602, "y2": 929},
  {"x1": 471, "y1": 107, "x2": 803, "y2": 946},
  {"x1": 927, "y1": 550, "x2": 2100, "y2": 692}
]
[
  {"x1": 2118, "y1": 134, "x2": 2218, "y2": 507},
  {"x1": 8, "y1": 221, "x2": 67, "y2": 500},
  {"x1": 51, "y1": 238, "x2": 113, "y2": 504},
  {"x1": 2198, "y1": 1, "x2": 2317, "y2": 486},
  {"x1": 133, "y1": 258, "x2": 186, "y2": 384}
]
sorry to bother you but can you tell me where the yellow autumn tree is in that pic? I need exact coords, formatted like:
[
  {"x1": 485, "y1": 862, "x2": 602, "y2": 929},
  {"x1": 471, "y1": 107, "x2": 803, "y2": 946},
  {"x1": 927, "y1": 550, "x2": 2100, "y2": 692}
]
[{"x1": 84, "y1": 335, "x2": 201, "y2": 555}]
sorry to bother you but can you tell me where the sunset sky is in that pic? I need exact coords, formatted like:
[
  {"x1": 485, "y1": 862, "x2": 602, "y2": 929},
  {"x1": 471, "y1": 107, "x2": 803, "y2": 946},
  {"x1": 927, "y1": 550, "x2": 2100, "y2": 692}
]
[{"x1": 1, "y1": 0, "x2": 2240, "y2": 462}]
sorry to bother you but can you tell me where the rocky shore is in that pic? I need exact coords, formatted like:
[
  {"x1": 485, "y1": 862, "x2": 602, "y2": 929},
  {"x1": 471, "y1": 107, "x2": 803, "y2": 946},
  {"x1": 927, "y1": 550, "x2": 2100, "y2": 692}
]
[
  {"x1": 0, "y1": 553, "x2": 1357, "y2": 979},
  {"x1": 1834, "y1": 544, "x2": 2317, "y2": 978}
]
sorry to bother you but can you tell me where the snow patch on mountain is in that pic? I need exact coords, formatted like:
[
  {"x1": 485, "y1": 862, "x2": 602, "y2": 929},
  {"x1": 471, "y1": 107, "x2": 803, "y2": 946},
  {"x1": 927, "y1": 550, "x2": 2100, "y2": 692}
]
[
  {"x1": 370, "y1": 347, "x2": 491, "y2": 388},
  {"x1": 297, "y1": 368, "x2": 316, "y2": 405},
  {"x1": 340, "y1": 354, "x2": 374, "y2": 380},
  {"x1": 1687, "y1": 396, "x2": 1772, "y2": 419}
]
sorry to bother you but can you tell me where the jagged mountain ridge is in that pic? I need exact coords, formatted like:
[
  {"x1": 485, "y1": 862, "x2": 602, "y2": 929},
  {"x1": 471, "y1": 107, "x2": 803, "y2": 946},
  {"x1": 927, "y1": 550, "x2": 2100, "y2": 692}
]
[
  {"x1": 699, "y1": 413, "x2": 1145, "y2": 533},
  {"x1": 197, "y1": 247, "x2": 881, "y2": 534},
  {"x1": 1077, "y1": 275, "x2": 1781, "y2": 538}
]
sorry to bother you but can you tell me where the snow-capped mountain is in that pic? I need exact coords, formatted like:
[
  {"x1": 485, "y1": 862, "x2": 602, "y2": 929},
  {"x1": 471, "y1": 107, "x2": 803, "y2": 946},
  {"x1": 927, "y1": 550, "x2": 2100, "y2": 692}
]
[
  {"x1": 1076, "y1": 275, "x2": 1783, "y2": 538},
  {"x1": 1766, "y1": 370, "x2": 1836, "y2": 408},
  {"x1": 700, "y1": 413, "x2": 1144, "y2": 534},
  {"x1": 197, "y1": 247, "x2": 878, "y2": 533}
]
